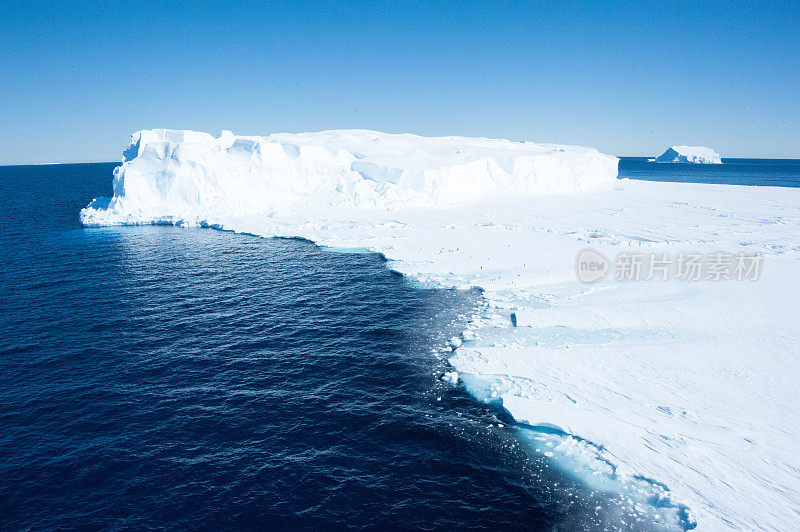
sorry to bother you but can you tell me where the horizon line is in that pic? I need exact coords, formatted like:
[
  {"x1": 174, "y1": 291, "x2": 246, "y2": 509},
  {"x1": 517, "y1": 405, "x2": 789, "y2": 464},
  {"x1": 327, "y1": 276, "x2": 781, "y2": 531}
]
[{"x1": 4, "y1": 155, "x2": 800, "y2": 167}]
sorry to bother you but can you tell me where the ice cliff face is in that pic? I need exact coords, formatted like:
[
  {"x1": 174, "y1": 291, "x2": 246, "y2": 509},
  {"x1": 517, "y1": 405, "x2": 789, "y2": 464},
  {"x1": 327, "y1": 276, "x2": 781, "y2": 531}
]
[
  {"x1": 655, "y1": 146, "x2": 722, "y2": 164},
  {"x1": 80, "y1": 129, "x2": 618, "y2": 226}
]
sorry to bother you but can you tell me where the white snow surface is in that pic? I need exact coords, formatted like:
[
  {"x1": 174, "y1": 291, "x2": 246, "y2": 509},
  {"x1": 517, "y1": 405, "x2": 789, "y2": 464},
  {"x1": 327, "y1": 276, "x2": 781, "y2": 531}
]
[
  {"x1": 82, "y1": 130, "x2": 800, "y2": 530},
  {"x1": 656, "y1": 146, "x2": 723, "y2": 164}
]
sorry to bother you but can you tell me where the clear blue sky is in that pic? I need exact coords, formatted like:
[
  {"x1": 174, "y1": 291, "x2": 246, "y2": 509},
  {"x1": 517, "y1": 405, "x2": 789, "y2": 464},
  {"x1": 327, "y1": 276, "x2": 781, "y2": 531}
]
[{"x1": 1, "y1": 1, "x2": 798, "y2": 164}]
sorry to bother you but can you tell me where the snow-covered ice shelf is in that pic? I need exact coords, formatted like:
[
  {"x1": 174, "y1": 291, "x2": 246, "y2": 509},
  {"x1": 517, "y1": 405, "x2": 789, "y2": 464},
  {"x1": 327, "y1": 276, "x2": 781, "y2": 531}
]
[
  {"x1": 82, "y1": 130, "x2": 800, "y2": 530},
  {"x1": 656, "y1": 146, "x2": 722, "y2": 164}
]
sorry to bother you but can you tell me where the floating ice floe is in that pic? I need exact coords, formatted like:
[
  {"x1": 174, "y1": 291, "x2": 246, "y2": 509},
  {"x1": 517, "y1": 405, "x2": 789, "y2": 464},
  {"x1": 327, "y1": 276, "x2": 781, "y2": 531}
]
[{"x1": 441, "y1": 371, "x2": 459, "y2": 385}]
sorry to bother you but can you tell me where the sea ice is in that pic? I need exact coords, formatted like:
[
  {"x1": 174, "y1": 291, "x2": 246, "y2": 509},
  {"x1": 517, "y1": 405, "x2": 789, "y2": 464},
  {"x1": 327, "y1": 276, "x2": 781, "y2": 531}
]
[
  {"x1": 82, "y1": 129, "x2": 800, "y2": 530},
  {"x1": 442, "y1": 371, "x2": 459, "y2": 385}
]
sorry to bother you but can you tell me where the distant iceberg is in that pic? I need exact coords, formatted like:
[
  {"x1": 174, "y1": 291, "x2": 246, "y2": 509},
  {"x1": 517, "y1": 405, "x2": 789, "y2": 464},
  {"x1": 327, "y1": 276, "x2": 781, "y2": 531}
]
[{"x1": 655, "y1": 146, "x2": 722, "y2": 164}]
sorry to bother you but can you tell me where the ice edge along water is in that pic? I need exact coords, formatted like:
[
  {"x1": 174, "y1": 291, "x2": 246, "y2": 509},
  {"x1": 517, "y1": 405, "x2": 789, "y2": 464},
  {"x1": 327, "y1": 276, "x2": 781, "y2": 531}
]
[{"x1": 81, "y1": 130, "x2": 800, "y2": 531}]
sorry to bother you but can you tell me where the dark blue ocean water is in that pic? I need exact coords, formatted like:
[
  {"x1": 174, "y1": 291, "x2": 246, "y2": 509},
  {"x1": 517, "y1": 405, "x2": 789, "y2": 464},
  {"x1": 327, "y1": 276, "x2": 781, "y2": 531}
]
[
  {"x1": 619, "y1": 157, "x2": 800, "y2": 187},
  {"x1": 0, "y1": 163, "x2": 630, "y2": 530}
]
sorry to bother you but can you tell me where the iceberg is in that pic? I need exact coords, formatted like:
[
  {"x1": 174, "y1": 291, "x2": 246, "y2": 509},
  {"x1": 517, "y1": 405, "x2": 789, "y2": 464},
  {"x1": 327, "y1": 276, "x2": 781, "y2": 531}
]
[
  {"x1": 80, "y1": 129, "x2": 617, "y2": 226},
  {"x1": 655, "y1": 146, "x2": 722, "y2": 164},
  {"x1": 82, "y1": 129, "x2": 800, "y2": 530}
]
